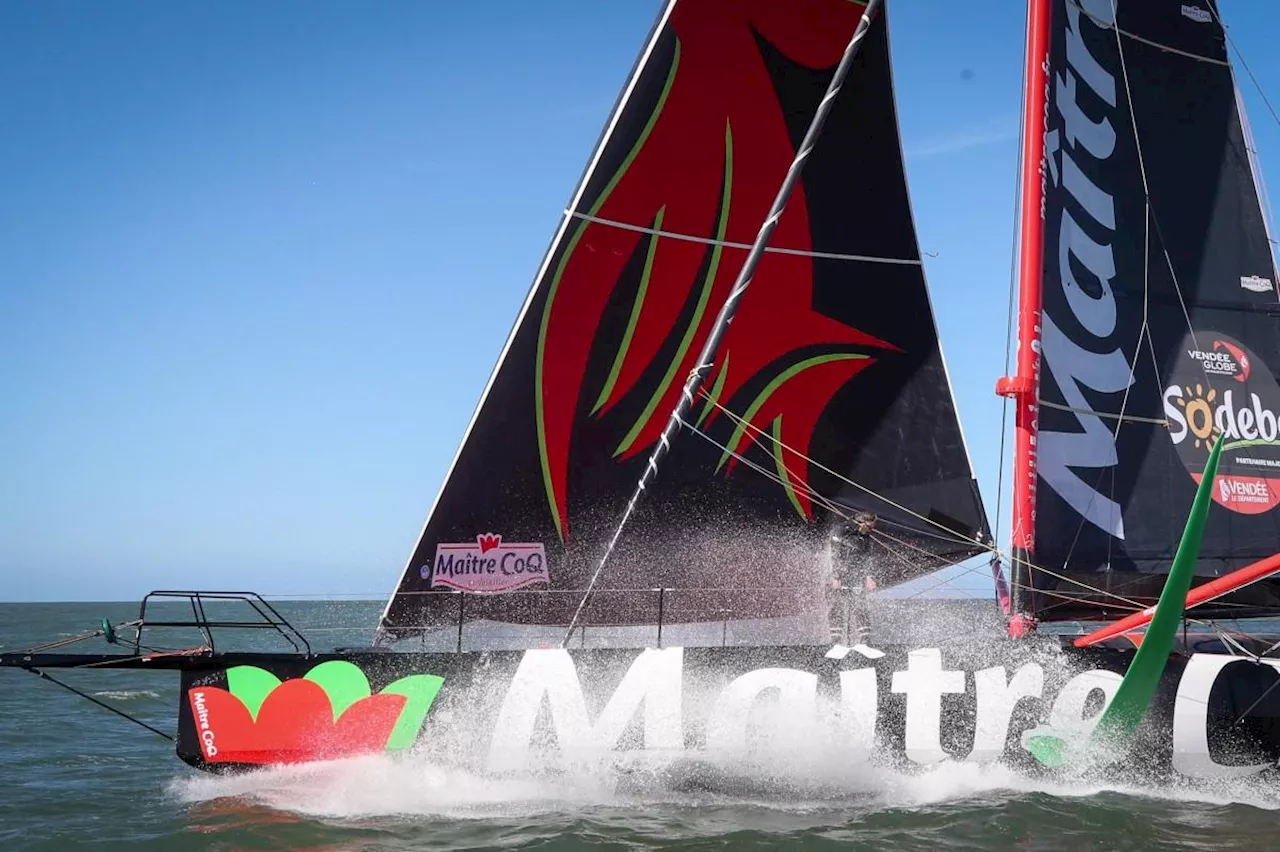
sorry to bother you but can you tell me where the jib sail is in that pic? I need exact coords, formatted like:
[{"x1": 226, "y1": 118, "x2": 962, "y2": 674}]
[
  {"x1": 377, "y1": 0, "x2": 988, "y2": 644},
  {"x1": 1018, "y1": 0, "x2": 1280, "y2": 622}
]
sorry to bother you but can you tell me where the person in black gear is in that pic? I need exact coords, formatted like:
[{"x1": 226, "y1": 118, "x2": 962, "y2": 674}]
[{"x1": 829, "y1": 511, "x2": 878, "y2": 645}]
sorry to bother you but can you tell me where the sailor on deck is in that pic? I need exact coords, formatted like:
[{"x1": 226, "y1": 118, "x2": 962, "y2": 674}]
[{"x1": 829, "y1": 511, "x2": 879, "y2": 646}]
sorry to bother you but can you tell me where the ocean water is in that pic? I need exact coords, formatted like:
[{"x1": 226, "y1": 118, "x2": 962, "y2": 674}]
[{"x1": 3, "y1": 600, "x2": 1279, "y2": 851}]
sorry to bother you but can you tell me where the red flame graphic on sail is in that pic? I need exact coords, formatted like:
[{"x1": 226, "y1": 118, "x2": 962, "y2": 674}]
[{"x1": 537, "y1": 0, "x2": 896, "y2": 539}]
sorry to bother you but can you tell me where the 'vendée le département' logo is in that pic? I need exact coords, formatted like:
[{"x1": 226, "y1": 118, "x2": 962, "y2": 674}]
[
  {"x1": 1164, "y1": 331, "x2": 1280, "y2": 514},
  {"x1": 424, "y1": 534, "x2": 549, "y2": 593}
]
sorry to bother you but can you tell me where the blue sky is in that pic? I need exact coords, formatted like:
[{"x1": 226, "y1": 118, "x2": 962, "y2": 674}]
[{"x1": 2, "y1": 1, "x2": 1277, "y2": 602}]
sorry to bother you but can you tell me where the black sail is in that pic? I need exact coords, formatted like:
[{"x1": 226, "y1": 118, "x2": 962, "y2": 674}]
[
  {"x1": 377, "y1": 0, "x2": 988, "y2": 644},
  {"x1": 1030, "y1": 0, "x2": 1280, "y2": 621}
]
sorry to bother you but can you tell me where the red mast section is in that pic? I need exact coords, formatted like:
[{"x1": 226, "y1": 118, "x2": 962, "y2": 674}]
[{"x1": 996, "y1": 0, "x2": 1053, "y2": 637}]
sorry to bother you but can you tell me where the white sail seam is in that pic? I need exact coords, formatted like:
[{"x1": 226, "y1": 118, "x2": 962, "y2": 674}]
[
  {"x1": 567, "y1": 211, "x2": 922, "y2": 265},
  {"x1": 1068, "y1": 0, "x2": 1228, "y2": 67},
  {"x1": 1038, "y1": 398, "x2": 1166, "y2": 426}
]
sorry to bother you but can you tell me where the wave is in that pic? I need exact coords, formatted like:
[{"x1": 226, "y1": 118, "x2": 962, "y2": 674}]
[
  {"x1": 168, "y1": 748, "x2": 1280, "y2": 823},
  {"x1": 92, "y1": 690, "x2": 161, "y2": 701}
]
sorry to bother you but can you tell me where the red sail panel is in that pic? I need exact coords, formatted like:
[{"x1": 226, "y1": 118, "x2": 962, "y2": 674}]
[{"x1": 378, "y1": 0, "x2": 988, "y2": 641}]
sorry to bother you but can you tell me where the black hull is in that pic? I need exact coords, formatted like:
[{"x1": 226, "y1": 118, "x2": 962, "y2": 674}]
[
  {"x1": 9, "y1": 634, "x2": 1280, "y2": 779},
  {"x1": 168, "y1": 637, "x2": 1280, "y2": 778}
]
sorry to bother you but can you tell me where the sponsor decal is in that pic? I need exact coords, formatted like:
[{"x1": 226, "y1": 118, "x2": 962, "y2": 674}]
[
  {"x1": 1038, "y1": 0, "x2": 1133, "y2": 540},
  {"x1": 1241, "y1": 275, "x2": 1274, "y2": 294},
  {"x1": 486, "y1": 647, "x2": 1275, "y2": 779},
  {"x1": 1181, "y1": 5, "x2": 1212, "y2": 24},
  {"x1": 426, "y1": 534, "x2": 549, "y2": 594},
  {"x1": 191, "y1": 690, "x2": 217, "y2": 757},
  {"x1": 185, "y1": 661, "x2": 443, "y2": 765},
  {"x1": 1163, "y1": 330, "x2": 1280, "y2": 513},
  {"x1": 182, "y1": 648, "x2": 1280, "y2": 779}
]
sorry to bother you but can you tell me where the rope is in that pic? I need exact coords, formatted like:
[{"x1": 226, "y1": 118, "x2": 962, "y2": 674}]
[
  {"x1": 701, "y1": 392, "x2": 987, "y2": 548},
  {"x1": 23, "y1": 668, "x2": 173, "y2": 742},
  {"x1": 994, "y1": 0, "x2": 1035, "y2": 563},
  {"x1": 1212, "y1": 6, "x2": 1280, "y2": 132},
  {"x1": 567, "y1": 211, "x2": 921, "y2": 266},
  {"x1": 19, "y1": 621, "x2": 140, "y2": 655},
  {"x1": 693, "y1": 392, "x2": 1148, "y2": 610},
  {"x1": 560, "y1": 0, "x2": 887, "y2": 648}
]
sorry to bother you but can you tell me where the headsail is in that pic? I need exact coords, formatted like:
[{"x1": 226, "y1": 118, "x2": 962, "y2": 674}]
[
  {"x1": 1015, "y1": 0, "x2": 1280, "y2": 622},
  {"x1": 377, "y1": 0, "x2": 988, "y2": 643}
]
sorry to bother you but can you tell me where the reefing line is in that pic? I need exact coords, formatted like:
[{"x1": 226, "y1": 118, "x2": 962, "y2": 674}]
[{"x1": 561, "y1": 0, "x2": 885, "y2": 647}]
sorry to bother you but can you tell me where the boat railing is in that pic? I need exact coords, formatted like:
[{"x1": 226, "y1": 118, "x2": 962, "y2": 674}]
[
  {"x1": 132, "y1": 590, "x2": 313, "y2": 656},
  {"x1": 383, "y1": 586, "x2": 836, "y2": 653}
]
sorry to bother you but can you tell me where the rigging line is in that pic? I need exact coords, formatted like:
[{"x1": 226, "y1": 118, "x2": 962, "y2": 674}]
[
  {"x1": 1212, "y1": 6, "x2": 1280, "y2": 132},
  {"x1": 1070, "y1": 0, "x2": 1227, "y2": 67},
  {"x1": 903, "y1": 560, "x2": 996, "y2": 600},
  {"x1": 560, "y1": 0, "x2": 886, "y2": 648},
  {"x1": 1101, "y1": 201, "x2": 1154, "y2": 570},
  {"x1": 854, "y1": 529, "x2": 927, "y2": 577},
  {"x1": 1105, "y1": 1, "x2": 1200, "y2": 353},
  {"x1": 1052, "y1": 2, "x2": 1211, "y2": 580},
  {"x1": 1033, "y1": 574, "x2": 1157, "y2": 616},
  {"x1": 717, "y1": 393, "x2": 1059, "y2": 577},
  {"x1": 868, "y1": 526, "x2": 971, "y2": 571},
  {"x1": 697, "y1": 394, "x2": 1146, "y2": 609},
  {"x1": 702, "y1": 391, "x2": 1144, "y2": 607},
  {"x1": 898, "y1": 556, "x2": 1049, "y2": 604},
  {"x1": 1006, "y1": 546, "x2": 1145, "y2": 609},
  {"x1": 1037, "y1": 398, "x2": 1167, "y2": 426},
  {"x1": 682, "y1": 420, "x2": 881, "y2": 540},
  {"x1": 567, "y1": 211, "x2": 922, "y2": 266},
  {"x1": 1232, "y1": 676, "x2": 1280, "y2": 728},
  {"x1": 22, "y1": 668, "x2": 174, "y2": 742},
  {"x1": 684, "y1": 421, "x2": 977, "y2": 581},
  {"x1": 860, "y1": 509, "x2": 988, "y2": 547},
  {"x1": 1030, "y1": 587, "x2": 1146, "y2": 616},
  {"x1": 699, "y1": 391, "x2": 990, "y2": 550},
  {"x1": 79, "y1": 647, "x2": 211, "y2": 668},
  {"x1": 995, "y1": 5, "x2": 1031, "y2": 553},
  {"x1": 729, "y1": 405, "x2": 985, "y2": 550},
  {"x1": 1008, "y1": 578, "x2": 1143, "y2": 613},
  {"x1": 1219, "y1": 10, "x2": 1280, "y2": 286}
]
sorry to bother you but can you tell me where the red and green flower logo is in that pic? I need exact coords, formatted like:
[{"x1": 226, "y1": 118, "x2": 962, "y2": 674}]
[{"x1": 187, "y1": 661, "x2": 443, "y2": 765}]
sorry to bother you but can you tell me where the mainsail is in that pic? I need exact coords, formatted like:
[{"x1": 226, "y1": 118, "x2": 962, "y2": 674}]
[
  {"x1": 377, "y1": 0, "x2": 988, "y2": 643},
  {"x1": 1007, "y1": 0, "x2": 1280, "y2": 623}
]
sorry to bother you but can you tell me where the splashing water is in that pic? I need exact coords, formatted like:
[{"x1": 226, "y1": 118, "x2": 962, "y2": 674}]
[{"x1": 170, "y1": 745, "x2": 1280, "y2": 822}]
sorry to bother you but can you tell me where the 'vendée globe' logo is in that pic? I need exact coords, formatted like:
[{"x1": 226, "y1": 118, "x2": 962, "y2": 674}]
[
  {"x1": 1163, "y1": 331, "x2": 1280, "y2": 514},
  {"x1": 425, "y1": 534, "x2": 549, "y2": 593}
]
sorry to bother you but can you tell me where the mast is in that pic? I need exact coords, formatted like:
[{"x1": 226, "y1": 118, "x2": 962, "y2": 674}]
[{"x1": 995, "y1": 0, "x2": 1052, "y2": 636}]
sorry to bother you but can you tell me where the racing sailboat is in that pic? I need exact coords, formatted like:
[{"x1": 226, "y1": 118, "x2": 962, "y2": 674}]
[
  {"x1": 999, "y1": 0, "x2": 1280, "y2": 642},
  {"x1": 5, "y1": 0, "x2": 1280, "y2": 778}
]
